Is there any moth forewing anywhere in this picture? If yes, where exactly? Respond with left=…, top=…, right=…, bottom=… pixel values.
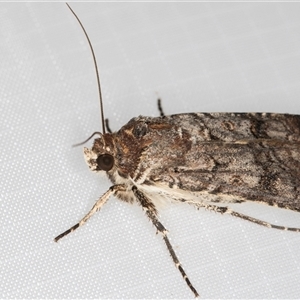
left=55, top=3, right=300, bottom=298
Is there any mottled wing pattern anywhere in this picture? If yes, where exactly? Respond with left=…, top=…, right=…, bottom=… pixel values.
left=130, top=113, right=300, bottom=212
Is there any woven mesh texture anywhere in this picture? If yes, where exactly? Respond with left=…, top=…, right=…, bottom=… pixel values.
left=2, top=2, right=300, bottom=298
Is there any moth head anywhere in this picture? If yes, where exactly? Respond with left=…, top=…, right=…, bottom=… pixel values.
left=83, top=134, right=115, bottom=173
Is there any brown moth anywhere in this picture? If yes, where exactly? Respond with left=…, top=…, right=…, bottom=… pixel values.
left=55, top=4, right=300, bottom=298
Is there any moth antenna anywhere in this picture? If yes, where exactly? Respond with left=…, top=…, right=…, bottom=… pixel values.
left=66, top=3, right=106, bottom=134
left=72, top=132, right=102, bottom=147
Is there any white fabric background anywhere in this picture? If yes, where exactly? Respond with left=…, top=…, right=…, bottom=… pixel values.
left=2, top=2, right=300, bottom=299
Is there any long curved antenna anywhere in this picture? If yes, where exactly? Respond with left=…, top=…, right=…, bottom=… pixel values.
left=66, top=3, right=106, bottom=134
left=72, top=131, right=102, bottom=147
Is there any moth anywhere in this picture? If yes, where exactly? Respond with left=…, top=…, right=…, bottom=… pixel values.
left=55, top=4, right=300, bottom=298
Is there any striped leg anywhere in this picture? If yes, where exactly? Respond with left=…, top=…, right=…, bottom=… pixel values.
left=132, top=186, right=199, bottom=298
left=54, top=184, right=126, bottom=242
left=191, top=203, right=300, bottom=232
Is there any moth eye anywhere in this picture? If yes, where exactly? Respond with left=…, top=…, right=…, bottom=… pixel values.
left=96, top=154, right=114, bottom=171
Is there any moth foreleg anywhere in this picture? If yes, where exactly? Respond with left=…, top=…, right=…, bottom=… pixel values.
left=132, top=186, right=199, bottom=298
left=192, top=203, right=300, bottom=232
left=54, top=184, right=126, bottom=242
left=162, top=235, right=199, bottom=298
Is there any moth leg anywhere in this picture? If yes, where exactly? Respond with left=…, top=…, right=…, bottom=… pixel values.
left=54, top=184, right=126, bottom=242
left=105, top=118, right=112, bottom=133
left=157, top=98, right=165, bottom=117
left=132, top=186, right=199, bottom=298
left=192, top=203, right=300, bottom=232
left=229, top=209, right=300, bottom=232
